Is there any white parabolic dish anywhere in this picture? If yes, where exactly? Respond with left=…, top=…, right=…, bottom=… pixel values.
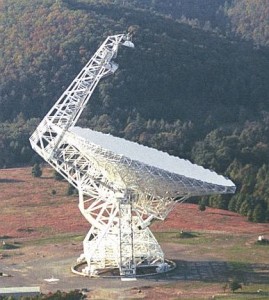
left=71, top=126, right=235, bottom=189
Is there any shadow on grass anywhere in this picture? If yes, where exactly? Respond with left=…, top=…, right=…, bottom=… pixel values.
left=0, top=235, right=13, bottom=239
left=0, top=178, right=24, bottom=183
left=0, top=243, right=20, bottom=250
left=149, top=260, right=269, bottom=285
left=235, top=291, right=269, bottom=295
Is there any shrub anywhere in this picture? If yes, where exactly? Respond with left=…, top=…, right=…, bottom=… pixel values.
left=178, top=231, right=197, bottom=238
left=229, top=280, right=242, bottom=292
left=198, top=202, right=206, bottom=212
left=32, top=163, right=42, bottom=177
left=54, top=170, right=64, bottom=181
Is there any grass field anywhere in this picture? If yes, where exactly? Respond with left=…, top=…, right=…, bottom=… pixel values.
left=154, top=231, right=269, bottom=263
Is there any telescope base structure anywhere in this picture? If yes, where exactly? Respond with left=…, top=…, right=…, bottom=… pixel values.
left=71, top=259, right=176, bottom=278
left=76, top=190, right=172, bottom=278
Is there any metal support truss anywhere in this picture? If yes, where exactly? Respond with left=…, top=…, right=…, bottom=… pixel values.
left=118, top=193, right=135, bottom=276
left=76, top=187, right=165, bottom=277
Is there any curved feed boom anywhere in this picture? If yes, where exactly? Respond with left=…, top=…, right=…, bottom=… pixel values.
left=30, top=33, right=132, bottom=161
left=30, top=34, right=235, bottom=277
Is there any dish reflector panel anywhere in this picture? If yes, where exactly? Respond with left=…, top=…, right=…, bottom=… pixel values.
left=71, top=126, right=235, bottom=189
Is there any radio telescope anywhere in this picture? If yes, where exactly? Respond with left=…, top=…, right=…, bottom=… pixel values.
left=30, top=33, right=236, bottom=277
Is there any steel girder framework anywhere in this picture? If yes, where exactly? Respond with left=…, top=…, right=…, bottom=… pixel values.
left=30, top=34, right=130, bottom=161
left=30, top=33, right=235, bottom=277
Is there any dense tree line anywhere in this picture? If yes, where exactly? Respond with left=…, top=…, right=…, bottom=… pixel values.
left=1, top=0, right=269, bottom=221
left=0, top=114, right=39, bottom=167
left=102, top=0, right=269, bottom=47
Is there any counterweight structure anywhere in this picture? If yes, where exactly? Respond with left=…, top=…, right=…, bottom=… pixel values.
left=30, top=33, right=236, bottom=277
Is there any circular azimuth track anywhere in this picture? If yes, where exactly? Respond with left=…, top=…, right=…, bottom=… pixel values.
left=71, top=259, right=177, bottom=278
left=30, top=33, right=236, bottom=278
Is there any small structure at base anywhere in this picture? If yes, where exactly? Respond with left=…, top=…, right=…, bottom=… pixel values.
left=257, top=235, right=269, bottom=245
left=0, top=287, right=40, bottom=298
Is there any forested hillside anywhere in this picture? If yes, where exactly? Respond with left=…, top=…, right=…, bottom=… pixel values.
left=1, top=0, right=269, bottom=222
left=227, top=0, right=269, bottom=47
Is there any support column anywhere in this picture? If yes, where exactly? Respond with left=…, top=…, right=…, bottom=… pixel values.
left=118, top=192, right=135, bottom=277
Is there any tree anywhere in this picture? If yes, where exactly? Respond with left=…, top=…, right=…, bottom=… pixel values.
left=228, top=196, right=237, bottom=212
left=198, top=200, right=206, bottom=212
left=252, top=204, right=266, bottom=223
left=247, top=209, right=253, bottom=221
left=67, top=183, right=76, bottom=196
left=229, top=280, right=242, bottom=292
left=239, top=200, right=250, bottom=216
left=54, top=170, right=64, bottom=181
left=32, top=163, right=42, bottom=178
left=235, top=194, right=245, bottom=213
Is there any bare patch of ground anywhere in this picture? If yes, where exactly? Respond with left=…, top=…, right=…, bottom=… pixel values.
left=0, top=167, right=88, bottom=239
left=152, top=203, right=269, bottom=235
